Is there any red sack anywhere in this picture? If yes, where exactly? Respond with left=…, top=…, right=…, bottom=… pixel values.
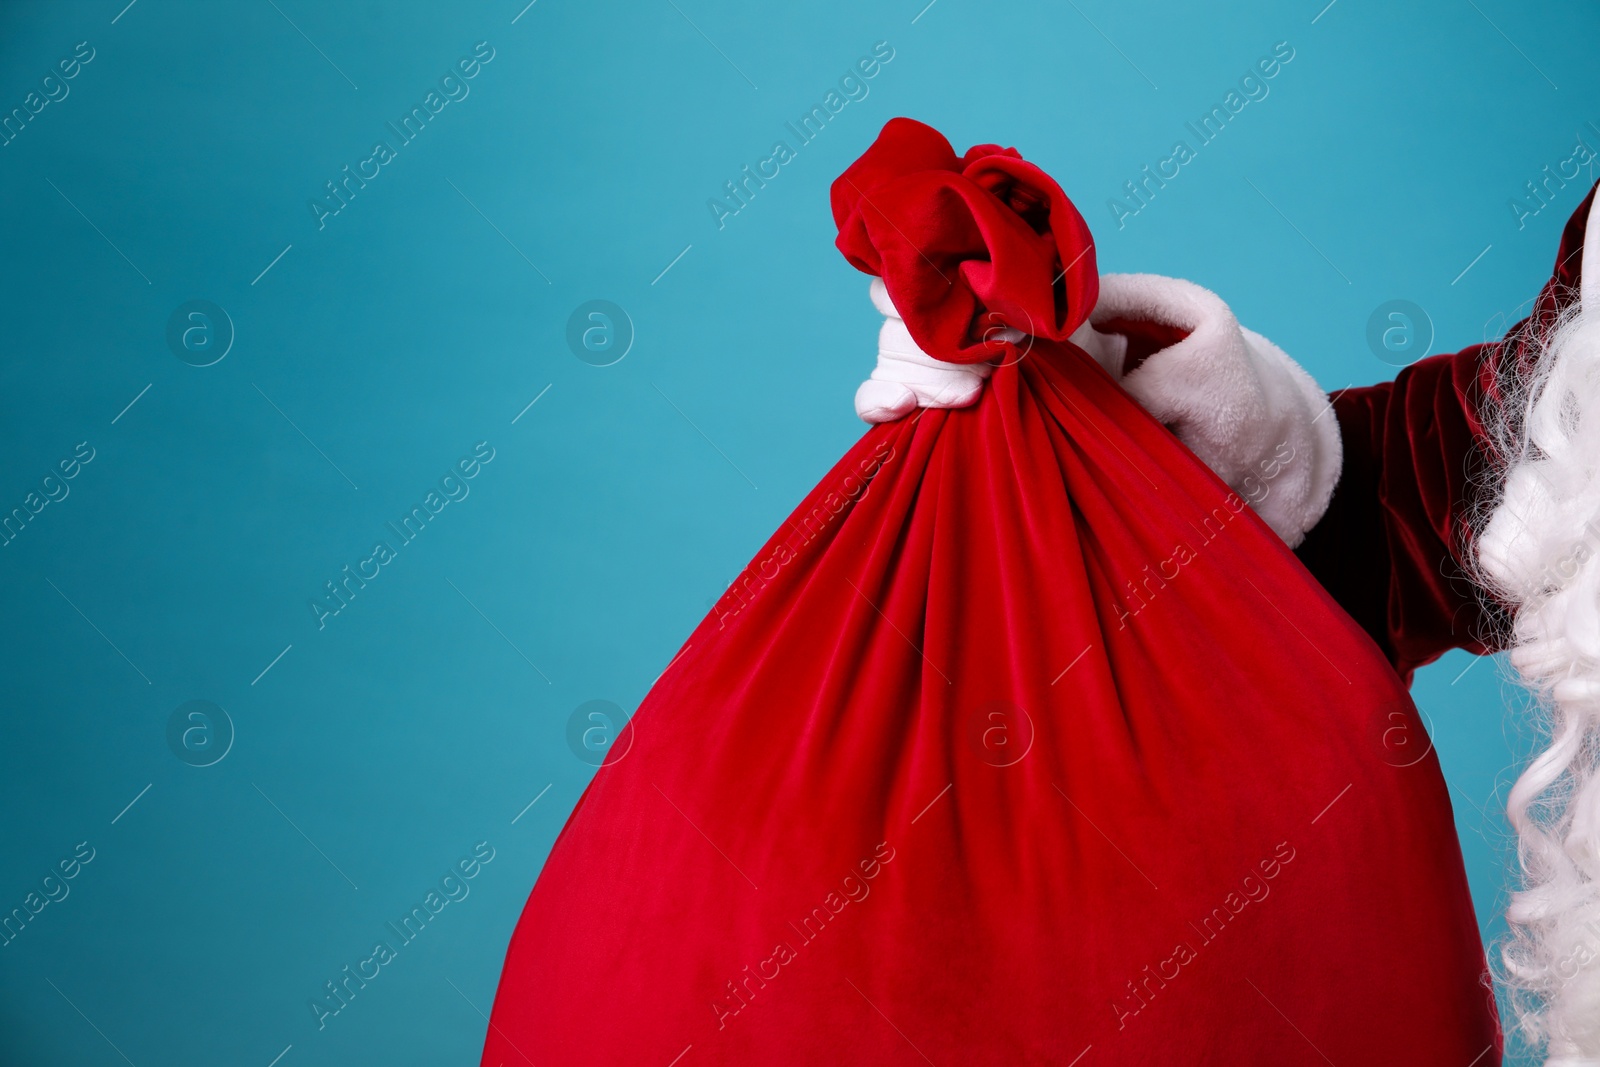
left=480, top=118, right=1498, bottom=1065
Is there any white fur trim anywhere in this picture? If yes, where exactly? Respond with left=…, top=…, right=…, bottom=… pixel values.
left=1067, top=316, right=1129, bottom=377
left=1101, top=274, right=1342, bottom=548
left=1584, top=195, right=1600, bottom=309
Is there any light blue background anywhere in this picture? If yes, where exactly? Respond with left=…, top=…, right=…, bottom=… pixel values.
left=1, top=0, right=1595, bottom=1063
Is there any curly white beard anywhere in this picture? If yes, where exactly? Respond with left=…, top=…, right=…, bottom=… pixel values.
left=1478, top=294, right=1600, bottom=1065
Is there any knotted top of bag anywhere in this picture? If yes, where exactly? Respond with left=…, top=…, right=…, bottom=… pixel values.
left=831, top=117, right=1098, bottom=365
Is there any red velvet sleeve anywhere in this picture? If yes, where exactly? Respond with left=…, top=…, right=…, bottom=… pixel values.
left=1293, top=184, right=1596, bottom=684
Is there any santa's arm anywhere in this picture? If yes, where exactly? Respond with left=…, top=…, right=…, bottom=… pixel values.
left=857, top=272, right=1345, bottom=548
left=1294, top=183, right=1596, bottom=683
left=852, top=186, right=1594, bottom=684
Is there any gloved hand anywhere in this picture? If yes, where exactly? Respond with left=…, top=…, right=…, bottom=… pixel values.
left=854, top=277, right=994, bottom=422
left=854, top=277, right=1123, bottom=422
left=854, top=272, right=1342, bottom=548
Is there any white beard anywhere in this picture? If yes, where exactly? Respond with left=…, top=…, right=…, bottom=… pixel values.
left=1479, top=296, right=1600, bottom=1065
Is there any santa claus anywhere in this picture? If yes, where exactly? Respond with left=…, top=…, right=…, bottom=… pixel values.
left=857, top=178, right=1600, bottom=1065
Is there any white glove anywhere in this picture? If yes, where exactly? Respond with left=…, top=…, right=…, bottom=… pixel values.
left=854, top=273, right=1342, bottom=548
left=855, top=278, right=994, bottom=422
left=854, top=277, right=1121, bottom=422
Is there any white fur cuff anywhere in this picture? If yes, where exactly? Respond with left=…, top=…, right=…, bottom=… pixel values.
left=1102, top=274, right=1342, bottom=548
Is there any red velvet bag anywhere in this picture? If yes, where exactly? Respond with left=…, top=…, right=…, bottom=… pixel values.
left=480, top=118, right=1499, bottom=1065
